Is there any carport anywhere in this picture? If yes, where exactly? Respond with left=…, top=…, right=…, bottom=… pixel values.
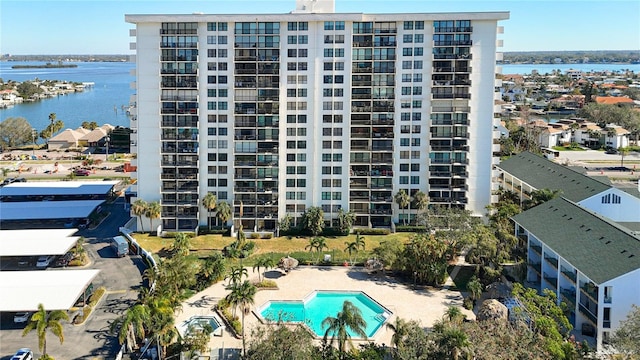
left=0, top=269, right=100, bottom=311
left=0, top=229, right=80, bottom=256
left=0, top=200, right=104, bottom=221
left=0, top=180, right=119, bottom=201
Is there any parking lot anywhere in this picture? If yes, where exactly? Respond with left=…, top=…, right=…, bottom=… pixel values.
left=0, top=197, right=145, bottom=360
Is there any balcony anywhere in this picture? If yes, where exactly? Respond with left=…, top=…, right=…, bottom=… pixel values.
left=560, top=287, right=576, bottom=307
left=544, top=255, right=558, bottom=269
left=560, top=266, right=577, bottom=283
left=579, top=303, right=598, bottom=325
left=543, top=273, right=557, bottom=288
left=528, top=261, right=541, bottom=274
left=581, top=283, right=599, bottom=301
left=530, top=244, right=542, bottom=255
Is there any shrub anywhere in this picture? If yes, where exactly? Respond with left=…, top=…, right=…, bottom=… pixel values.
left=463, top=297, right=474, bottom=310
left=255, top=279, right=278, bottom=288
left=73, top=305, right=92, bottom=324
left=357, top=228, right=390, bottom=235
left=88, top=287, right=106, bottom=307
left=321, top=227, right=348, bottom=237
left=163, top=231, right=196, bottom=238
left=395, top=225, right=426, bottom=233
left=250, top=233, right=261, bottom=239
left=261, top=233, right=273, bottom=239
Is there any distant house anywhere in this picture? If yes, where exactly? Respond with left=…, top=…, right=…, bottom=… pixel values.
left=565, top=69, right=584, bottom=80
left=538, top=124, right=572, bottom=148
left=594, top=96, right=634, bottom=106
left=48, top=128, right=90, bottom=150
left=78, top=124, right=114, bottom=148
left=603, top=124, right=630, bottom=149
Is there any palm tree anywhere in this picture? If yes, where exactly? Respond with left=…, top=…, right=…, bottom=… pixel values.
left=436, top=326, right=471, bottom=360
left=322, top=300, right=368, bottom=357
left=443, top=306, right=465, bottom=325
left=354, top=232, right=365, bottom=263
left=131, top=199, right=148, bottom=232
left=394, top=190, right=410, bottom=225
left=110, top=304, right=150, bottom=352
left=225, top=265, right=248, bottom=287
left=344, top=241, right=358, bottom=266
left=314, top=236, right=328, bottom=264
left=22, top=303, right=69, bottom=357
left=413, top=190, right=429, bottom=215
left=619, top=146, right=630, bottom=168
left=72, top=237, right=87, bottom=263
left=202, top=192, right=217, bottom=230
left=172, top=232, right=192, bottom=257
left=386, top=317, right=409, bottom=354
left=225, top=280, right=257, bottom=357
left=216, top=201, right=231, bottom=228
left=305, top=237, right=317, bottom=262
left=145, top=201, right=161, bottom=233
left=466, top=276, right=483, bottom=307
left=253, top=256, right=276, bottom=283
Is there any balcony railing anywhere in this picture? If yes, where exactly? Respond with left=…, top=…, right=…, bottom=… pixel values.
left=560, top=287, right=576, bottom=306
left=560, top=266, right=577, bottom=283
left=544, top=256, right=559, bottom=269
left=579, top=303, right=598, bottom=325
left=581, top=283, right=599, bottom=301
left=543, top=273, right=557, bottom=288
left=530, top=244, right=542, bottom=255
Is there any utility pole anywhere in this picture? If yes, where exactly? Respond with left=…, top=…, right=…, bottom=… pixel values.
left=31, top=128, right=37, bottom=156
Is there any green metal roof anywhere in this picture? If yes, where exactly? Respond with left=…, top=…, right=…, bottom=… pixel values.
left=512, top=197, right=640, bottom=284
left=497, top=152, right=611, bottom=202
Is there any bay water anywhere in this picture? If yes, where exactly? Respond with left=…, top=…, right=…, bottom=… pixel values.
left=1, top=61, right=638, bottom=133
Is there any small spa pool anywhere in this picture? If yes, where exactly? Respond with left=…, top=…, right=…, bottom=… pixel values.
left=177, top=315, right=225, bottom=338
left=257, top=291, right=391, bottom=338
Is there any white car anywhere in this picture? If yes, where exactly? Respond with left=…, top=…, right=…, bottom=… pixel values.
left=11, top=348, right=33, bottom=360
left=36, top=255, right=55, bottom=269
left=13, top=312, right=31, bottom=323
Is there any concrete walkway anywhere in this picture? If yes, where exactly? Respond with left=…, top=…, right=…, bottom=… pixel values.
left=176, top=265, right=474, bottom=356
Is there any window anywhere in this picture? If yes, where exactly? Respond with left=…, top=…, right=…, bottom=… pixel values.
left=299, top=49, right=308, bottom=57
left=400, top=164, right=409, bottom=171
left=333, top=166, right=342, bottom=175
left=402, top=74, right=412, bottom=83
left=414, top=34, right=424, bottom=43
left=322, top=166, right=331, bottom=174
left=411, top=138, right=420, bottom=146
left=287, top=22, right=297, bottom=31
left=413, top=60, right=423, bottom=69
left=403, top=21, right=414, bottom=30
left=414, top=47, right=423, bottom=56
left=324, top=21, right=334, bottom=30
left=411, top=176, right=420, bottom=184
left=298, top=62, right=308, bottom=70
left=399, top=176, right=409, bottom=184
left=297, top=179, right=306, bottom=187
left=335, top=21, right=345, bottom=30
left=333, top=192, right=342, bottom=200
left=400, top=138, right=410, bottom=146
left=400, top=151, right=409, bottom=159
left=218, top=22, right=228, bottom=31
left=207, top=36, right=217, bottom=44
left=298, top=35, right=308, bottom=44
left=322, top=192, right=331, bottom=200
left=415, top=21, right=424, bottom=30
left=287, top=35, right=297, bottom=44
left=297, top=154, right=306, bottom=161
left=402, top=48, right=413, bottom=56
left=297, top=166, right=306, bottom=174
left=413, top=74, right=422, bottom=82
left=322, top=179, right=331, bottom=187
left=218, top=36, right=228, bottom=44
left=411, top=163, right=420, bottom=171
left=402, top=61, right=412, bottom=69
left=413, top=87, right=422, bottom=95
left=403, top=34, right=413, bottom=43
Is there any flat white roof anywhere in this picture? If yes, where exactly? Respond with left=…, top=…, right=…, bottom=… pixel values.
left=0, top=229, right=79, bottom=256
left=0, top=180, right=118, bottom=196
left=0, top=200, right=104, bottom=220
left=0, top=269, right=100, bottom=311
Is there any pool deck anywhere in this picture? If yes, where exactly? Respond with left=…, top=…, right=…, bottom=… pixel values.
left=175, top=265, right=474, bottom=353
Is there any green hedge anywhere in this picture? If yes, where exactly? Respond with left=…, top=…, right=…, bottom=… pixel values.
left=395, top=225, right=426, bottom=233
left=356, top=228, right=390, bottom=235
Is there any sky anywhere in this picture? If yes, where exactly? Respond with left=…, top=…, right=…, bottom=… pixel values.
left=1, top=0, right=639, bottom=55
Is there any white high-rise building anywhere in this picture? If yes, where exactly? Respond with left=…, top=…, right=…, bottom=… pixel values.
left=126, top=0, right=508, bottom=232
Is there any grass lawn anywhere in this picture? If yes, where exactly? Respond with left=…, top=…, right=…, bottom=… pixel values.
left=133, top=231, right=417, bottom=265
left=552, top=145, right=586, bottom=151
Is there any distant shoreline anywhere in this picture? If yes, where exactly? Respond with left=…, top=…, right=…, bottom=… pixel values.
left=11, top=64, right=78, bottom=69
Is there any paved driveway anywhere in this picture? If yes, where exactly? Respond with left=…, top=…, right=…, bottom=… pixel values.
left=0, top=196, right=145, bottom=360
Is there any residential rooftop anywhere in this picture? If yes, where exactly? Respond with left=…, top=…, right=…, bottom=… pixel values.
left=512, top=197, right=640, bottom=284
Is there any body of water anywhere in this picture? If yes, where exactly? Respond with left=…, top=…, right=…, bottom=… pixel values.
left=0, top=61, right=135, bottom=132
left=1, top=61, right=637, bottom=133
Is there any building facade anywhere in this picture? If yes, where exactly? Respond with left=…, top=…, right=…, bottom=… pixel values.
left=126, top=0, right=508, bottom=232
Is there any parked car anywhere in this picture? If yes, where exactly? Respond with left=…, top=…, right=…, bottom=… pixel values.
left=10, top=348, right=33, bottom=360
left=55, top=252, right=74, bottom=267
left=605, top=148, right=618, bottom=154
left=74, top=168, right=91, bottom=176
left=35, top=255, right=55, bottom=269
left=13, top=312, right=31, bottom=323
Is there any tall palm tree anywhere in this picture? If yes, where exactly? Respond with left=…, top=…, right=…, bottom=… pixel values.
left=22, top=303, right=69, bottom=357
left=225, top=280, right=257, bottom=358
left=413, top=190, right=429, bottom=216
left=322, top=300, right=368, bottom=358
left=110, top=304, right=150, bottom=352
left=201, top=192, right=217, bottom=230
left=145, top=201, right=161, bottom=233
left=216, top=201, right=231, bottom=228
left=354, top=232, right=366, bottom=264
left=314, top=236, right=328, bottom=264
left=466, top=277, right=483, bottom=307
left=253, top=256, right=276, bottom=283
left=394, top=190, right=410, bottom=225
left=131, top=199, right=148, bottom=232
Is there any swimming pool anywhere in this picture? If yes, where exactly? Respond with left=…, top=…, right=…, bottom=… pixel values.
left=258, top=291, right=391, bottom=338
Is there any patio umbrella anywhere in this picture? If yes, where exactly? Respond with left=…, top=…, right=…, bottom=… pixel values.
left=279, top=256, right=299, bottom=272
left=364, top=258, right=384, bottom=273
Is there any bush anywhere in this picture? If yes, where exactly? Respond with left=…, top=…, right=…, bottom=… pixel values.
left=357, top=228, right=390, bottom=235
left=261, top=233, right=273, bottom=239
left=73, top=305, right=92, bottom=324
left=395, top=225, right=426, bottom=233
left=250, top=233, right=261, bottom=239
left=321, top=227, right=348, bottom=237
left=463, top=297, right=474, bottom=310
left=163, top=231, right=196, bottom=238
left=255, top=279, right=278, bottom=288
left=88, top=287, right=106, bottom=307
left=198, top=226, right=229, bottom=235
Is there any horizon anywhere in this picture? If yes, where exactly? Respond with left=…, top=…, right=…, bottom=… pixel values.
left=1, top=0, right=639, bottom=54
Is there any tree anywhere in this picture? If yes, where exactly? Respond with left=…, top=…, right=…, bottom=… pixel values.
left=225, top=265, right=248, bottom=287
left=253, top=256, right=275, bottom=283
left=277, top=213, right=293, bottom=235
left=81, top=121, right=98, bottom=130
left=433, top=326, right=471, bottom=360
left=300, top=206, right=325, bottom=236
left=611, top=305, right=640, bottom=356
left=22, top=303, right=69, bottom=357
left=403, top=233, right=451, bottom=286
left=314, top=236, right=328, bottom=263
left=413, top=190, right=429, bottom=216
left=181, top=323, right=213, bottom=359
left=172, top=232, right=192, bottom=257
left=386, top=317, right=410, bottom=354
left=523, top=188, right=561, bottom=210
left=110, top=304, right=150, bottom=352
left=131, top=199, right=148, bottom=232
left=216, top=201, right=231, bottom=228
left=72, top=237, right=87, bottom=264
left=0, top=117, right=34, bottom=149
left=466, top=277, right=483, bottom=307
left=336, top=208, right=356, bottom=235
left=372, top=239, right=403, bottom=272
left=201, top=192, right=217, bottom=231
left=619, top=146, right=630, bottom=168
left=225, top=280, right=257, bottom=357
left=145, top=201, right=161, bottom=233
left=196, top=252, right=226, bottom=290
left=344, top=241, right=358, bottom=266
left=394, top=190, right=410, bottom=225
left=245, top=322, right=317, bottom=360
left=322, top=300, right=368, bottom=358
left=40, top=113, right=64, bottom=146
left=16, top=81, right=42, bottom=99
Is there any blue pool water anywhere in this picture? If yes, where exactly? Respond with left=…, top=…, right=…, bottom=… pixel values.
left=259, top=291, right=390, bottom=338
